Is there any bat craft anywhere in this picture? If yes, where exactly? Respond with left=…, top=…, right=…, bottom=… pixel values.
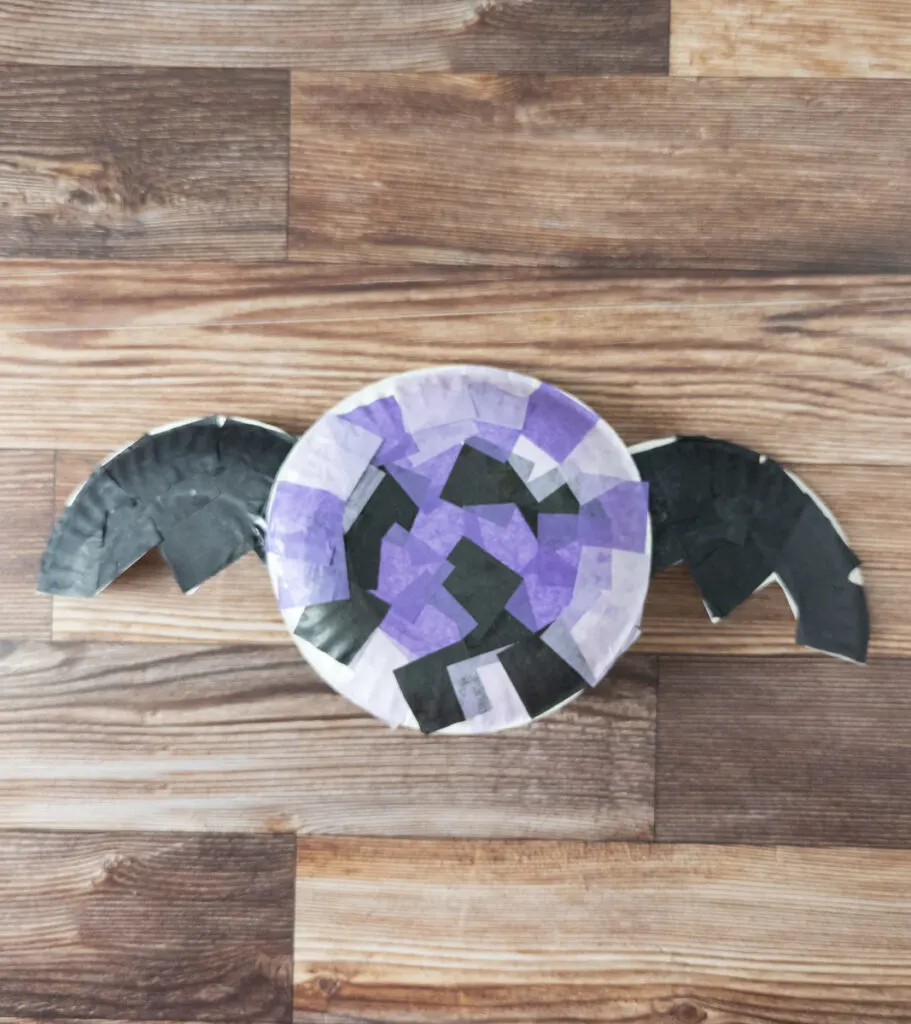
left=39, top=366, right=869, bottom=734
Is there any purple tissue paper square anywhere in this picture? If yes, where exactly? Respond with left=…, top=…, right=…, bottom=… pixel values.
left=522, top=383, right=599, bottom=463
left=342, top=395, right=418, bottom=466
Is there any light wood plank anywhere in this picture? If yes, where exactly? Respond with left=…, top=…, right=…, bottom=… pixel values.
left=657, top=655, right=911, bottom=846
left=53, top=453, right=907, bottom=656
left=0, top=0, right=669, bottom=73
left=294, top=837, right=911, bottom=1021
left=289, top=75, right=911, bottom=271
left=0, top=451, right=53, bottom=639
left=0, top=831, right=294, bottom=1022
left=1, top=265, right=910, bottom=465
left=0, top=642, right=655, bottom=837
left=0, top=68, right=288, bottom=259
left=671, top=0, right=911, bottom=78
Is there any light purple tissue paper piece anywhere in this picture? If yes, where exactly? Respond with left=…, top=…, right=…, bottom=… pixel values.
left=396, top=374, right=478, bottom=434
left=523, top=577, right=575, bottom=629
left=470, top=503, right=517, bottom=527
left=559, top=539, right=582, bottom=570
left=273, top=530, right=343, bottom=566
left=574, top=546, right=613, bottom=599
left=537, top=513, right=579, bottom=551
left=522, top=383, right=599, bottom=463
left=342, top=464, right=385, bottom=532
left=342, top=395, right=417, bottom=466
left=387, top=523, right=410, bottom=546
left=408, top=420, right=477, bottom=466
left=525, top=549, right=578, bottom=587
left=429, top=586, right=478, bottom=637
left=506, top=548, right=577, bottom=629
left=375, top=524, right=445, bottom=603
left=386, top=463, right=432, bottom=508
left=380, top=590, right=475, bottom=658
left=466, top=424, right=520, bottom=463
left=403, top=446, right=462, bottom=505
left=461, top=510, right=484, bottom=550
left=390, top=562, right=454, bottom=623
left=273, top=556, right=349, bottom=609
left=562, top=425, right=638, bottom=491
left=475, top=507, right=539, bottom=574
left=561, top=546, right=614, bottom=630
left=403, top=530, right=443, bottom=567
left=267, top=483, right=344, bottom=557
left=468, top=379, right=529, bottom=429
left=504, top=582, right=538, bottom=631
left=283, top=414, right=383, bottom=500
left=578, top=500, right=612, bottom=548
left=565, top=471, right=626, bottom=505
left=410, top=500, right=465, bottom=557
left=596, top=481, right=650, bottom=553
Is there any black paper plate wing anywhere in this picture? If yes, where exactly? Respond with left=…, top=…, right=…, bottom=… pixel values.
left=39, top=417, right=294, bottom=597
left=632, top=436, right=869, bottom=664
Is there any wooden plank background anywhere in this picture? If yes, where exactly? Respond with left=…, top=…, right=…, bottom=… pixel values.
left=0, top=452, right=53, bottom=639
left=0, top=0, right=671, bottom=73
left=290, top=75, right=911, bottom=270
left=1, top=266, right=908, bottom=462
left=0, top=831, right=295, bottom=1021
left=0, top=68, right=289, bottom=260
left=0, top=642, right=655, bottom=837
left=657, top=655, right=911, bottom=846
left=1, top=3, right=910, bottom=1021
left=671, top=0, right=911, bottom=77
left=294, top=838, right=911, bottom=1021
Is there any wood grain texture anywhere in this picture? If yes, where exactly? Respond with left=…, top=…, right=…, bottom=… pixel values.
left=0, top=831, right=294, bottom=1022
left=0, top=68, right=288, bottom=259
left=657, top=655, right=911, bottom=846
left=290, top=75, right=911, bottom=271
left=671, top=0, right=911, bottom=77
left=294, top=838, right=911, bottom=1022
left=0, top=451, right=53, bottom=639
left=0, top=642, right=655, bottom=838
left=0, top=0, right=670, bottom=73
left=1, top=265, right=910, bottom=464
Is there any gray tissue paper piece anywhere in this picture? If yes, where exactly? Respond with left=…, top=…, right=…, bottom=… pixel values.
left=446, top=651, right=501, bottom=718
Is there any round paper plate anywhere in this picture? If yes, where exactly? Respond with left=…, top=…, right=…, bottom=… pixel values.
left=266, top=366, right=651, bottom=734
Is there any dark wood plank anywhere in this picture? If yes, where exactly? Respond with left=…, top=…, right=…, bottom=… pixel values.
left=289, top=75, right=911, bottom=270
left=672, top=0, right=911, bottom=77
left=0, top=68, right=288, bottom=259
left=657, top=655, right=911, bottom=846
left=0, top=831, right=294, bottom=1022
left=1, top=265, right=909, bottom=465
left=0, top=1, right=669, bottom=74
left=294, top=837, right=911, bottom=1022
left=0, top=451, right=53, bottom=639
left=0, top=642, right=655, bottom=838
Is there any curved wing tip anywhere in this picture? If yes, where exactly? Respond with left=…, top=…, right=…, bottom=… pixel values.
left=634, top=436, right=870, bottom=664
left=38, top=416, right=293, bottom=599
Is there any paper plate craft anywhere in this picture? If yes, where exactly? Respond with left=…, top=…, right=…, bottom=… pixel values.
left=38, top=365, right=870, bottom=734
